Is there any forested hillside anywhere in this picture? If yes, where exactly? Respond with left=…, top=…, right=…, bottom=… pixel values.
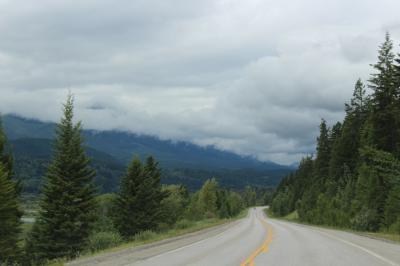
left=271, top=33, right=400, bottom=234
left=3, top=115, right=291, bottom=193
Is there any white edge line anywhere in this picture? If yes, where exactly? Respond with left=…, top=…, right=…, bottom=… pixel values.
left=133, top=215, right=249, bottom=264
left=316, top=230, right=400, bottom=266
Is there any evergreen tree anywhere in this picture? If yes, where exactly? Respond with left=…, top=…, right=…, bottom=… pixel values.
left=26, top=95, right=97, bottom=261
left=114, top=156, right=166, bottom=238
left=0, top=117, right=21, bottom=264
left=0, top=164, right=21, bottom=264
left=143, top=156, right=167, bottom=229
left=352, top=147, right=399, bottom=231
left=329, top=80, right=367, bottom=181
left=314, top=119, right=331, bottom=180
left=368, top=33, right=399, bottom=154
left=0, top=117, right=14, bottom=179
left=113, top=157, right=145, bottom=238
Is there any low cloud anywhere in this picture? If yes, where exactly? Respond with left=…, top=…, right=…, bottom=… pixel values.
left=0, top=0, right=400, bottom=164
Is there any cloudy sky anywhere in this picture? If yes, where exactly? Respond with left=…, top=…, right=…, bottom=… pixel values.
left=1, top=0, right=400, bottom=164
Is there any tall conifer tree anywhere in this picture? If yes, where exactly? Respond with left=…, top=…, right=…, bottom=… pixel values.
left=0, top=165, right=21, bottom=264
left=0, top=117, right=21, bottom=264
left=143, top=156, right=167, bottom=229
left=26, top=95, right=97, bottom=261
left=368, top=33, right=399, bottom=154
left=114, top=157, right=145, bottom=237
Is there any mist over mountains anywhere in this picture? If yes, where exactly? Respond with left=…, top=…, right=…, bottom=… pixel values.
left=3, top=114, right=292, bottom=193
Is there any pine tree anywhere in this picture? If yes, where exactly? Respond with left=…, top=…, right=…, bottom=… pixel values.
left=0, top=164, right=21, bottom=264
left=368, top=33, right=399, bottom=154
left=26, top=95, right=97, bottom=261
left=114, top=157, right=145, bottom=238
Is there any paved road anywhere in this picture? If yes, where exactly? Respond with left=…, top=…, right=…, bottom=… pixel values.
left=70, top=208, right=400, bottom=266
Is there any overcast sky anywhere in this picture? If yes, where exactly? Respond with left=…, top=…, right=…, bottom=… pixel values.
left=1, top=0, right=400, bottom=164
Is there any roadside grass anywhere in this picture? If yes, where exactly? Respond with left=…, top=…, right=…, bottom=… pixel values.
left=265, top=209, right=400, bottom=244
left=68, top=208, right=249, bottom=264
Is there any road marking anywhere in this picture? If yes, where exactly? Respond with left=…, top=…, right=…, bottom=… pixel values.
left=316, top=230, right=400, bottom=266
left=135, top=218, right=245, bottom=263
left=240, top=216, right=273, bottom=266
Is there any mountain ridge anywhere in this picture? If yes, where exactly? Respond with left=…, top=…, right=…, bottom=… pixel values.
left=2, top=114, right=293, bottom=193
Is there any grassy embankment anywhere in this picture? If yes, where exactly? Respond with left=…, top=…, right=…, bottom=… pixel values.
left=78, top=208, right=247, bottom=257
left=265, top=209, right=400, bottom=243
left=20, top=208, right=248, bottom=266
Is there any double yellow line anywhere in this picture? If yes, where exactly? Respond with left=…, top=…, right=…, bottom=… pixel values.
left=240, top=217, right=274, bottom=266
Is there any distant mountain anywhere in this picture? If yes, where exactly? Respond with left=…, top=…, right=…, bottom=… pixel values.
left=2, top=114, right=292, bottom=192
left=9, top=138, right=125, bottom=194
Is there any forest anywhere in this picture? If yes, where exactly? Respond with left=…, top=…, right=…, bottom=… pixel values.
left=271, top=33, right=400, bottom=234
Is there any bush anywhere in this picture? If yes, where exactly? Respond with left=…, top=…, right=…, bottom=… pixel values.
left=88, top=231, right=123, bottom=252
left=351, top=208, right=380, bottom=231
left=174, top=219, right=194, bottom=230
left=133, top=230, right=157, bottom=242
left=389, top=218, right=400, bottom=234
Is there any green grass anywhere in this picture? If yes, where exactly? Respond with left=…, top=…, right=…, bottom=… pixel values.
left=283, top=210, right=299, bottom=221
left=265, top=209, right=400, bottom=243
left=71, top=209, right=249, bottom=263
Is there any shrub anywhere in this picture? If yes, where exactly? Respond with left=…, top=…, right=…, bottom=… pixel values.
left=133, top=230, right=157, bottom=242
left=88, top=231, right=123, bottom=252
left=174, top=219, right=194, bottom=230
left=389, top=218, right=400, bottom=234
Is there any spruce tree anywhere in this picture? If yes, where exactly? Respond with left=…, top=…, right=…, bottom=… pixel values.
left=143, top=156, right=167, bottom=229
left=114, top=156, right=166, bottom=238
left=0, top=117, right=21, bottom=264
left=0, top=163, right=21, bottom=264
left=114, top=157, right=145, bottom=238
left=314, top=119, right=331, bottom=180
left=0, top=117, right=14, bottom=179
left=368, top=33, right=399, bottom=154
left=329, top=80, right=367, bottom=181
left=26, top=95, right=97, bottom=261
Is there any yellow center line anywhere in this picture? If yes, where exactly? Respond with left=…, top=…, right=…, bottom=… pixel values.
left=240, top=216, right=274, bottom=266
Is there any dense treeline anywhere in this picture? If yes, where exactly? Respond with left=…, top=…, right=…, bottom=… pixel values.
left=0, top=119, right=22, bottom=264
left=0, top=95, right=257, bottom=265
left=271, top=33, right=400, bottom=234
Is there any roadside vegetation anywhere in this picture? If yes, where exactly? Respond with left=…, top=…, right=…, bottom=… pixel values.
left=270, top=33, right=400, bottom=238
left=0, top=95, right=266, bottom=265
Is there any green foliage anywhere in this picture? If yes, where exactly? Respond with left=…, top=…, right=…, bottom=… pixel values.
left=159, top=185, right=189, bottom=226
left=198, top=178, right=219, bottom=218
left=243, top=186, right=257, bottom=207
left=271, top=33, right=400, bottom=237
left=368, top=33, right=400, bottom=154
left=93, top=194, right=117, bottom=232
left=26, top=95, right=97, bottom=262
left=0, top=117, right=22, bottom=265
left=113, top=156, right=167, bottom=238
left=0, top=164, right=21, bottom=264
left=174, top=219, right=194, bottom=230
left=88, top=231, right=123, bottom=253
left=133, top=230, right=157, bottom=242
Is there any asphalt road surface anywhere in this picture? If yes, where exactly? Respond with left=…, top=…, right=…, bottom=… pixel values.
left=70, top=207, right=400, bottom=266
